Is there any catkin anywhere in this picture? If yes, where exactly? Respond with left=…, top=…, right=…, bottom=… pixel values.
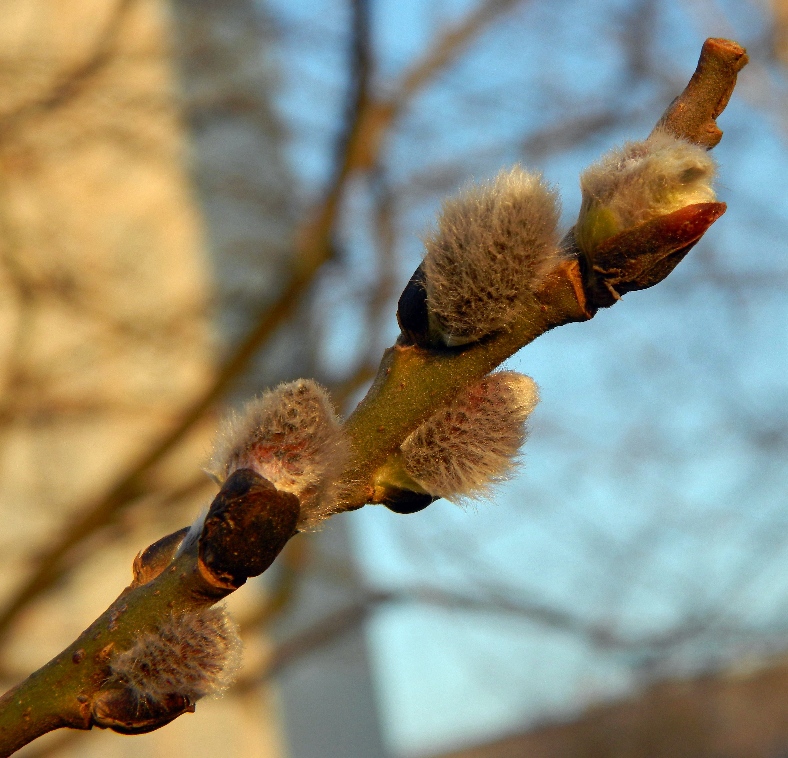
left=401, top=371, right=539, bottom=501
left=108, top=606, right=241, bottom=704
left=207, top=379, right=348, bottom=531
left=423, top=167, right=561, bottom=346
left=577, top=130, right=716, bottom=252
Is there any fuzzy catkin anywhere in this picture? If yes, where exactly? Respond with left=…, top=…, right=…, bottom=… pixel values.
left=108, top=606, right=241, bottom=704
left=423, top=166, right=561, bottom=346
left=400, top=371, right=539, bottom=501
left=577, top=130, right=716, bottom=252
left=207, top=379, right=347, bottom=531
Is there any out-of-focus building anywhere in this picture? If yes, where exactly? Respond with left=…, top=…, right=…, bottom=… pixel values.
left=429, top=658, right=788, bottom=758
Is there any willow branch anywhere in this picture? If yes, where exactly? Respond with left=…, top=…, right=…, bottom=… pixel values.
left=0, top=469, right=297, bottom=756
left=0, top=38, right=746, bottom=757
left=336, top=39, right=745, bottom=512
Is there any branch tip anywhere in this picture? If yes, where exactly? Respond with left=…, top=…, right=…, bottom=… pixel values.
left=653, top=37, right=748, bottom=148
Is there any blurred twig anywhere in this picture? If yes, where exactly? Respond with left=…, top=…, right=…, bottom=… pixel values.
left=0, top=0, right=377, bottom=648
left=234, top=584, right=720, bottom=696
left=396, top=0, right=526, bottom=106
left=0, top=0, right=135, bottom=135
left=776, top=0, right=788, bottom=66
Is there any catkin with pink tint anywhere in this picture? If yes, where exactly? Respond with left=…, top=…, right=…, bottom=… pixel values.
left=400, top=371, right=539, bottom=501
left=207, top=379, right=347, bottom=531
left=108, top=606, right=241, bottom=704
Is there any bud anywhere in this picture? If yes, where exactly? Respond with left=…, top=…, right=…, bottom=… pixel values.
left=92, top=688, right=193, bottom=734
left=198, top=469, right=300, bottom=588
left=575, top=130, right=716, bottom=256
left=422, top=167, right=561, bottom=346
left=400, top=371, right=539, bottom=501
left=107, top=606, right=242, bottom=706
left=132, top=527, right=190, bottom=587
left=207, top=380, right=347, bottom=531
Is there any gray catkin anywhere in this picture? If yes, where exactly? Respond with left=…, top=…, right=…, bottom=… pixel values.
left=423, top=166, right=561, bottom=346
left=108, top=606, right=242, bottom=703
left=577, top=130, right=716, bottom=250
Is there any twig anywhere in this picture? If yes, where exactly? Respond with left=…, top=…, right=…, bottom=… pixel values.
left=652, top=38, right=748, bottom=148
left=234, top=585, right=721, bottom=695
left=396, top=0, right=527, bottom=106
left=0, top=37, right=747, bottom=757
left=0, top=0, right=136, bottom=138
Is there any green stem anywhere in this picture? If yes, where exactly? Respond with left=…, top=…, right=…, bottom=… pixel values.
left=0, top=547, right=222, bottom=757
left=342, top=264, right=587, bottom=507
left=0, top=663, right=82, bottom=758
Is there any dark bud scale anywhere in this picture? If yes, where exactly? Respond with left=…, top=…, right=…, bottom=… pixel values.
left=199, top=469, right=300, bottom=588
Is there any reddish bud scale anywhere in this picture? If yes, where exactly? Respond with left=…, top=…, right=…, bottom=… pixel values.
left=586, top=201, right=726, bottom=307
